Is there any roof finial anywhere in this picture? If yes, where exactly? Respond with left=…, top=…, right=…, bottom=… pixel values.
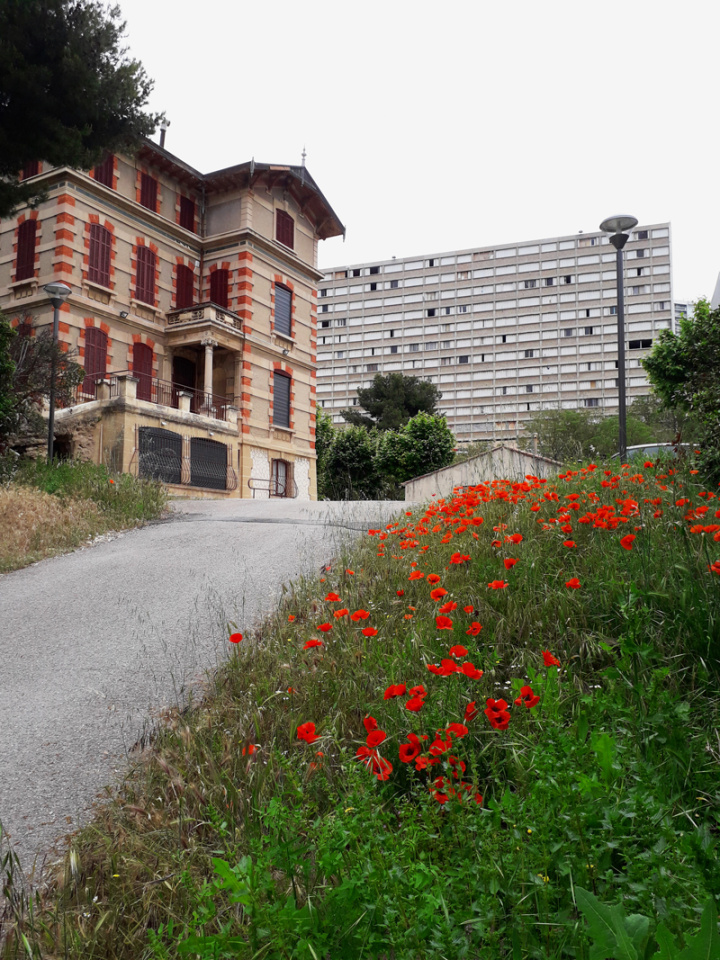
left=301, top=145, right=307, bottom=167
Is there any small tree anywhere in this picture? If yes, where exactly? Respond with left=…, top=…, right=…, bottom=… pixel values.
left=376, top=412, right=456, bottom=485
left=320, top=426, right=383, bottom=500
left=523, top=409, right=599, bottom=462
left=341, top=373, right=442, bottom=431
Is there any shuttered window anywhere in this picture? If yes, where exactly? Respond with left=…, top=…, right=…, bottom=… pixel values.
left=93, top=154, right=114, bottom=188
left=210, top=269, right=229, bottom=308
left=276, top=210, right=294, bottom=249
left=133, top=343, right=153, bottom=401
left=176, top=264, right=194, bottom=309
left=274, top=284, right=292, bottom=337
left=88, top=223, right=111, bottom=287
left=135, top=246, right=156, bottom=305
left=140, top=173, right=158, bottom=211
left=273, top=371, right=291, bottom=428
left=179, top=196, right=195, bottom=231
left=21, top=161, right=39, bottom=180
left=16, top=220, right=37, bottom=280
left=82, top=327, right=108, bottom=394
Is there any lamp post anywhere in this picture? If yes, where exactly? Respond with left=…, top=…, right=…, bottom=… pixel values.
left=599, top=215, right=638, bottom=462
left=42, top=281, right=72, bottom=461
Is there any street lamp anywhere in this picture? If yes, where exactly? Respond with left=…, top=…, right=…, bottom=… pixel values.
left=42, top=281, right=72, bottom=461
left=599, top=215, right=638, bottom=462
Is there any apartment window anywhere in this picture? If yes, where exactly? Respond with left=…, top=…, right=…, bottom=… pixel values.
left=563, top=328, right=575, bottom=337
left=388, top=330, right=395, bottom=338
left=336, top=350, right=345, bottom=359
left=21, top=160, right=40, bottom=179
left=444, top=307, right=452, bottom=315
left=635, top=267, right=644, bottom=276
left=389, top=345, right=398, bottom=354
left=319, top=289, right=328, bottom=297
left=390, top=279, right=399, bottom=289
left=425, top=341, right=438, bottom=350
left=583, top=326, right=594, bottom=335
left=524, top=279, right=537, bottom=289
left=276, top=210, right=294, bottom=249
left=409, top=343, right=420, bottom=352
left=440, top=357, right=453, bottom=366
left=321, top=304, right=329, bottom=313
left=352, top=268, right=361, bottom=277
left=273, top=372, right=291, bottom=427
left=274, top=283, right=292, bottom=337
left=584, top=398, right=600, bottom=407
left=525, top=384, right=533, bottom=393
left=366, top=363, right=379, bottom=372
left=16, top=219, right=38, bottom=281
left=92, top=153, right=114, bottom=188
left=320, top=320, right=330, bottom=328
left=458, top=355, right=469, bottom=364
left=501, top=335, right=507, bottom=344
left=369, top=266, right=380, bottom=275
left=427, top=308, right=436, bottom=317
left=636, top=249, right=646, bottom=258
left=135, top=246, right=156, bottom=305
left=370, top=282, right=378, bottom=291
left=629, top=339, right=652, bottom=349
left=179, top=196, right=195, bottom=232
left=608, top=305, right=618, bottom=315
left=654, top=301, right=670, bottom=311
left=140, top=173, right=158, bottom=211
left=524, top=349, right=534, bottom=358
left=336, top=318, right=346, bottom=327
left=88, top=223, right=112, bottom=287
left=427, top=258, right=436, bottom=267
left=210, top=269, right=229, bottom=309
left=636, top=230, right=649, bottom=240
left=563, top=275, right=573, bottom=284
left=441, top=340, right=452, bottom=348
left=458, top=305, right=468, bottom=313
left=544, top=277, right=555, bottom=286
left=82, top=327, right=108, bottom=394
left=501, top=386, right=508, bottom=395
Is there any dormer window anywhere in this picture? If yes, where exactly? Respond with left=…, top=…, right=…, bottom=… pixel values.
left=276, top=210, right=294, bottom=249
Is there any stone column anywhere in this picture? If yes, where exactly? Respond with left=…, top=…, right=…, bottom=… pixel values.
left=234, top=352, right=243, bottom=407
left=201, top=337, right=217, bottom=400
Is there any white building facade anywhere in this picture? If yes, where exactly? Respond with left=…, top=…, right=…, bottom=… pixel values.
left=316, top=224, right=673, bottom=443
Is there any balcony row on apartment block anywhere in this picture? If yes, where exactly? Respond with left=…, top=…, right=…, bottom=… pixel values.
left=1, top=144, right=344, bottom=497
left=315, top=224, right=672, bottom=441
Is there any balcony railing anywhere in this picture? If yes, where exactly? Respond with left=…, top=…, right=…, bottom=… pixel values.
left=71, top=371, right=231, bottom=422
left=166, top=302, right=243, bottom=331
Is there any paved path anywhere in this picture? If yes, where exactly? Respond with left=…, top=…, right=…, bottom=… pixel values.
left=0, top=499, right=408, bottom=880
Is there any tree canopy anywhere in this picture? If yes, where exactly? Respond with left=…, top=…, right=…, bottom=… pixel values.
left=341, top=373, right=442, bottom=431
left=0, top=0, right=162, bottom=217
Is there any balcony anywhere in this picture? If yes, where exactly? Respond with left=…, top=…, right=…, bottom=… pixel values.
left=71, top=371, right=233, bottom=422
left=166, top=302, right=243, bottom=352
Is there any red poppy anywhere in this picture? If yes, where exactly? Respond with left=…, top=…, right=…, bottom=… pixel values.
left=484, top=698, right=511, bottom=730
left=345, top=569, right=355, bottom=575
left=303, top=639, right=323, bottom=649
left=384, top=683, right=407, bottom=699
left=350, top=609, right=370, bottom=621
left=450, top=552, right=471, bottom=564
left=514, top=685, right=540, bottom=709
left=228, top=632, right=243, bottom=644
left=620, top=534, right=636, bottom=550
left=643, top=461, right=654, bottom=468
left=297, top=722, right=319, bottom=744
left=429, top=735, right=452, bottom=756
left=563, top=540, right=576, bottom=548
left=325, top=592, right=341, bottom=602
left=355, top=746, right=393, bottom=781
left=503, top=558, right=518, bottom=570
left=396, top=589, right=405, bottom=596
left=447, top=722, right=469, bottom=738
left=366, top=729, right=386, bottom=748
left=506, top=533, right=523, bottom=543
left=460, top=661, right=483, bottom=679
left=334, top=608, right=349, bottom=618
left=405, top=696, right=425, bottom=712
left=427, top=658, right=459, bottom=676
left=463, top=605, right=474, bottom=614
left=542, top=650, right=560, bottom=666
left=241, top=743, right=257, bottom=755
left=317, top=623, right=333, bottom=632
left=491, top=539, right=502, bottom=548
left=565, top=577, right=581, bottom=589
left=408, top=571, right=425, bottom=581
left=399, top=736, right=422, bottom=764
left=288, top=615, right=296, bottom=622
left=436, top=615, right=454, bottom=630
left=430, top=587, right=449, bottom=601
left=448, top=644, right=468, bottom=658
left=466, top=622, right=483, bottom=636
left=363, top=716, right=378, bottom=732
left=488, top=580, right=508, bottom=590
left=426, top=574, right=441, bottom=584
left=439, top=600, right=458, bottom=614
left=362, top=626, right=379, bottom=637
left=464, top=701, right=479, bottom=722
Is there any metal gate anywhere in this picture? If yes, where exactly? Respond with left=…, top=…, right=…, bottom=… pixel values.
left=138, top=427, right=182, bottom=484
left=190, top=437, right=227, bottom=490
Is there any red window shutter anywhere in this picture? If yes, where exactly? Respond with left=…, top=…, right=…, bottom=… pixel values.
left=276, top=210, right=294, bottom=249
left=21, top=161, right=39, bottom=180
left=210, top=269, right=229, bottom=309
left=179, top=196, right=195, bottom=231
left=136, top=247, right=156, bottom=305
left=93, top=153, right=114, bottom=188
left=176, top=265, right=194, bottom=308
left=16, top=220, right=37, bottom=280
left=82, top=327, right=108, bottom=394
left=133, top=343, right=153, bottom=401
left=140, top=173, right=158, bottom=211
left=88, top=223, right=111, bottom=286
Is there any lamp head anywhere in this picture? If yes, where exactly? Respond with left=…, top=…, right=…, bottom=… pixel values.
left=43, top=281, right=71, bottom=300
left=599, top=215, right=639, bottom=235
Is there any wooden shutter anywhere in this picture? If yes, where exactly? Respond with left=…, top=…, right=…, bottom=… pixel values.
left=93, top=153, right=114, bottom=187
left=82, top=327, right=108, bottom=394
left=133, top=343, right=153, bottom=401
left=140, top=173, right=158, bottom=211
left=16, top=220, right=37, bottom=280
left=88, top=223, right=111, bottom=286
left=210, top=269, right=229, bottom=308
left=273, top=372, right=291, bottom=428
left=176, top=264, right=194, bottom=309
left=21, top=161, right=39, bottom=180
left=179, top=196, right=195, bottom=231
left=274, top=284, right=292, bottom=337
left=276, top=210, right=294, bottom=249
left=136, top=246, right=156, bottom=304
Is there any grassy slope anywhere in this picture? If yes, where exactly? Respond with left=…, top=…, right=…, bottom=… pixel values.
left=2, top=458, right=719, bottom=959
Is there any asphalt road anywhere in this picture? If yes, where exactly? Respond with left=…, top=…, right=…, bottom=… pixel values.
left=0, top=498, right=409, bottom=881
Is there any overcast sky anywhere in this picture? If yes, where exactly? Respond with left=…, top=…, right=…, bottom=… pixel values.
left=116, top=0, right=718, bottom=301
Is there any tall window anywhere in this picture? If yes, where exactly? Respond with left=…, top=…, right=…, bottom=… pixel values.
left=176, top=264, right=194, bottom=309
left=179, top=196, right=195, bottom=231
left=271, top=459, right=291, bottom=497
left=82, top=327, right=108, bottom=394
left=140, top=173, right=158, bottom=211
left=88, top=223, right=111, bottom=287
left=210, top=269, right=229, bottom=308
left=132, top=342, right=153, bottom=402
left=273, top=372, right=291, bottom=428
left=93, top=154, right=114, bottom=188
left=276, top=210, right=294, bottom=249
left=16, top=220, right=38, bottom=280
left=274, top=284, right=292, bottom=337
left=21, top=161, right=39, bottom=180
left=135, top=247, right=156, bottom=305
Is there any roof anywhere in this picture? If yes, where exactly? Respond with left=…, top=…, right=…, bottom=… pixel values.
left=136, top=140, right=345, bottom=241
left=401, top=443, right=563, bottom=486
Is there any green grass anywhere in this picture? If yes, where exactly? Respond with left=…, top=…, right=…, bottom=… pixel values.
left=1, top=457, right=719, bottom=958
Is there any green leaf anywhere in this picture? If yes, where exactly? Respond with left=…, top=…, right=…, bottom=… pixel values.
left=575, top=887, right=618, bottom=957
left=650, top=923, right=681, bottom=960
left=678, top=899, right=719, bottom=960
left=624, top=913, right=650, bottom=949
left=608, top=903, right=639, bottom=959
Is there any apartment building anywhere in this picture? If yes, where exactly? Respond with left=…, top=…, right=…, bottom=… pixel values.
left=0, top=142, right=343, bottom=497
left=316, top=225, right=673, bottom=443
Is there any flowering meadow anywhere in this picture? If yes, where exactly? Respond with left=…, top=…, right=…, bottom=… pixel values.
left=3, top=458, right=719, bottom=959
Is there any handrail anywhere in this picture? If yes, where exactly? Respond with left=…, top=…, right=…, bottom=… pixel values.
left=248, top=476, right=298, bottom=499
